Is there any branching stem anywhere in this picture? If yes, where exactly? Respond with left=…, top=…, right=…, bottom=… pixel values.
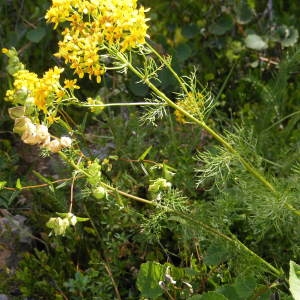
left=111, top=47, right=300, bottom=216
left=58, top=150, right=283, bottom=278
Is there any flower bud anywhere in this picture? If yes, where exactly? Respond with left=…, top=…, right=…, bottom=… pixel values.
left=60, top=136, right=72, bottom=148
left=21, top=126, right=38, bottom=145
left=92, top=186, right=107, bottom=199
left=8, top=106, right=25, bottom=120
left=25, top=97, right=35, bottom=114
left=14, top=117, right=34, bottom=135
left=36, top=124, right=50, bottom=144
left=46, top=139, right=62, bottom=153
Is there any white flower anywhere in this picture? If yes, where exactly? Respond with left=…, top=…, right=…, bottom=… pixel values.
left=21, top=121, right=38, bottom=144
left=46, top=139, right=62, bottom=153
left=60, top=136, right=72, bottom=148
left=36, top=124, right=50, bottom=144
left=67, top=213, right=77, bottom=226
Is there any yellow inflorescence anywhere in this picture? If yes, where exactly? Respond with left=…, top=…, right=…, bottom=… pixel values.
left=175, top=92, right=205, bottom=124
left=45, top=0, right=149, bottom=82
left=5, top=66, right=64, bottom=113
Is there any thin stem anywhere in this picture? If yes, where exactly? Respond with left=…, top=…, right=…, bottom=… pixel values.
left=58, top=149, right=283, bottom=278
left=4, top=177, right=77, bottom=191
left=146, top=41, right=189, bottom=95
left=83, top=205, right=122, bottom=300
left=114, top=50, right=277, bottom=195
left=102, top=182, right=156, bottom=206
left=69, top=155, right=83, bottom=213
left=103, top=262, right=122, bottom=300
left=262, top=110, right=300, bottom=132
left=81, top=102, right=164, bottom=107
left=58, top=151, right=90, bottom=177
left=172, top=210, right=282, bottom=277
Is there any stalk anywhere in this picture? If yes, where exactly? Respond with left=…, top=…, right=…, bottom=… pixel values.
left=58, top=150, right=283, bottom=278
left=114, top=51, right=276, bottom=191
left=112, top=49, right=300, bottom=216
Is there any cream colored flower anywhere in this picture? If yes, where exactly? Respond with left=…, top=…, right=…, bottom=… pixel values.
left=46, top=139, right=62, bottom=153
left=36, top=124, right=50, bottom=144
left=60, top=136, right=72, bottom=148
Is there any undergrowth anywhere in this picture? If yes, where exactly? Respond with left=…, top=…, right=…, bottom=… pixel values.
left=1, top=0, right=300, bottom=299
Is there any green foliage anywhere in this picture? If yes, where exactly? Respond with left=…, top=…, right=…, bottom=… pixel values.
left=2, top=0, right=300, bottom=299
left=137, top=262, right=164, bottom=298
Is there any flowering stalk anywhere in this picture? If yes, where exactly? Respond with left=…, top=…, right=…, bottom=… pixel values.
left=57, top=150, right=282, bottom=277
left=109, top=46, right=300, bottom=218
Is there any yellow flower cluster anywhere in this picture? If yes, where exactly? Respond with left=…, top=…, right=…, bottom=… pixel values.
left=45, top=0, right=149, bottom=82
left=4, top=66, right=64, bottom=113
left=3, top=48, right=79, bottom=117
left=174, top=92, right=205, bottom=124
left=2, top=48, right=77, bottom=152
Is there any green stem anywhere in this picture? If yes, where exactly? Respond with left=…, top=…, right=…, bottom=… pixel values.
left=114, top=50, right=277, bottom=195
left=81, top=102, right=164, bottom=107
left=58, top=150, right=283, bottom=278
left=174, top=211, right=282, bottom=277
left=146, top=41, right=189, bottom=95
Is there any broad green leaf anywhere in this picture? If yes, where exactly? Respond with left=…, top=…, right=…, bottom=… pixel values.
left=209, top=14, right=234, bottom=35
left=217, top=285, right=241, bottom=300
left=245, top=34, right=267, bottom=50
left=128, top=76, right=149, bottom=97
left=182, top=24, right=199, bottom=39
left=136, top=261, right=164, bottom=299
left=204, top=242, right=230, bottom=265
left=233, top=275, right=257, bottom=299
left=26, top=27, right=46, bottom=43
left=188, top=291, right=229, bottom=299
left=275, top=25, right=299, bottom=48
left=289, top=260, right=300, bottom=299
left=175, top=43, right=192, bottom=62
left=235, top=0, right=254, bottom=24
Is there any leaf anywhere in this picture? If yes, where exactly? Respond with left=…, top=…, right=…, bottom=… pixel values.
left=289, top=260, right=300, bottom=299
left=136, top=261, right=164, bottom=299
left=76, top=217, right=89, bottom=222
left=26, top=27, right=46, bottom=43
left=203, top=242, right=230, bottom=265
left=245, top=34, right=267, bottom=50
left=277, top=26, right=299, bottom=48
left=128, top=76, right=149, bottom=97
left=217, top=285, right=241, bottom=300
left=138, top=145, right=153, bottom=160
left=32, top=170, right=52, bottom=185
left=182, top=24, right=199, bottom=39
left=16, top=178, right=22, bottom=190
left=235, top=0, right=254, bottom=24
left=188, top=291, right=229, bottom=300
left=56, top=181, right=68, bottom=189
left=209, top=14, right=234, bottom=35
left=233, top=275, right=257, bottom=299
left=174, top=43, right=192, bottom=62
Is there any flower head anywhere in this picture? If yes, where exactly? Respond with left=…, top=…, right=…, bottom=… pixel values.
left=45, top=0, right=150, bottom=82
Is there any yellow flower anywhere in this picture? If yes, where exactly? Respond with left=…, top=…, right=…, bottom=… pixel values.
left=174, top=92, right=205, bottom=123
left=46, top=115, right=61, bottom=125
left=174, top=109, right=187, bottom=124
left=45, top=0, right=150, bottom=82
left=87, top=96, right=105, bottom=114
left=63, top=79, right=80, bottom=89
